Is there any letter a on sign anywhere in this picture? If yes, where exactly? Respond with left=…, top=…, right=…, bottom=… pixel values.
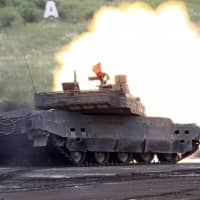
left=43, top=1, right=59, bottom=19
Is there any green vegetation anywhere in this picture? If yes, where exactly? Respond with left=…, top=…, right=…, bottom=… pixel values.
left=0, top=7, right=19, bottom=28
left=0, top=0, right=200, bottom=108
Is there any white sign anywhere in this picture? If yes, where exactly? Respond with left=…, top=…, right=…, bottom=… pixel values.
left=43, top=1, right=59, bottom=19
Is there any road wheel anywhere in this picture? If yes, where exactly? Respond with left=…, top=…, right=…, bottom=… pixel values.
left=70, top=151, right=86, bottom=166
left=117, top=152, right=133, bottom=164
left=134, top=153, right=154, bottom=164
left=157, top=153, right=181, bottom=164
left=94, top=152, right=109, bottom=165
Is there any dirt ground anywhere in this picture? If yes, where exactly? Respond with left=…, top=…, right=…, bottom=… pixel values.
left=0, top=164, right=199, bottom=200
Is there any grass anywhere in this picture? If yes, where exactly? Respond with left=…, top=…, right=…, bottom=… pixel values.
left=0, top=0, right=200, bottom=108
left=0, top=21, right=83, bottom=107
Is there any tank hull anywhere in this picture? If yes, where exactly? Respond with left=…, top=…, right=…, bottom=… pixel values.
left=30, top=110, right=200, bottom=157
left=0, top=109, right=199, bottom=165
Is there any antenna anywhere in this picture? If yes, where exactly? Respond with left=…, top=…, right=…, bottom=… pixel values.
left=73, top=70, right=79, bottom=91
left=22, top=52, right=37, bottom=93
left=74, top=70, right=77, bottom=83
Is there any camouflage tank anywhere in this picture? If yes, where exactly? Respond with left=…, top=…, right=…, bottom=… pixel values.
left=0, top=67, right=199, bottom=165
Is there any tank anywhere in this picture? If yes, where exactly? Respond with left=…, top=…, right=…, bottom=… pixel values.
left=0, top=68, right=199, bottom=166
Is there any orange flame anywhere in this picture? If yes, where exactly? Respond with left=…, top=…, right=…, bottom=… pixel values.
left=54, top=0, right=200, bottom=124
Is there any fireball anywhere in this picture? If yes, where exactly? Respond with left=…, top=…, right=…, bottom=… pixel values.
left=54, top=0, right=200, bottom=124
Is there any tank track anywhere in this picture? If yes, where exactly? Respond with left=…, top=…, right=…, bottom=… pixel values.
left=51, top=136, right=197, bottom=167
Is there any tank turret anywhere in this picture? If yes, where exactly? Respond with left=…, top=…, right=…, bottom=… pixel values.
left=35, top=71, right=145, bottom=116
